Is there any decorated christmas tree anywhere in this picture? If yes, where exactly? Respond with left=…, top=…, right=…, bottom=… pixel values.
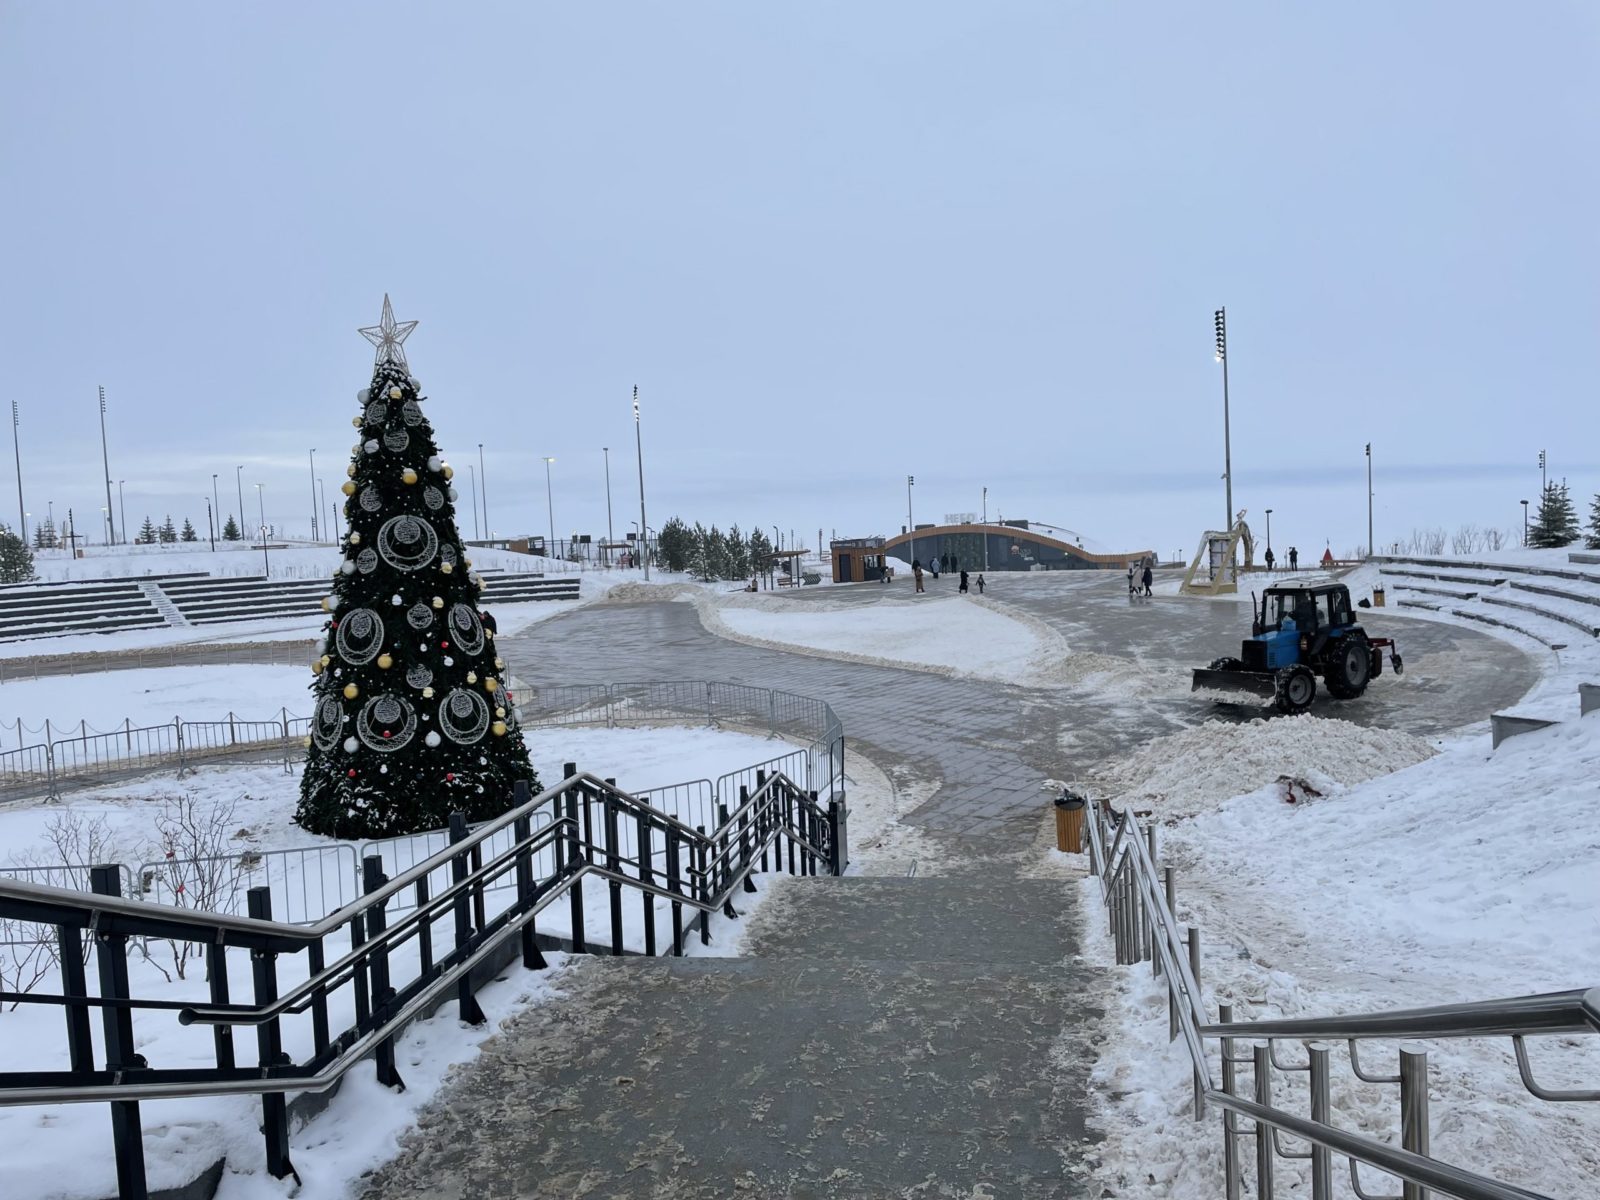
left=296, top=296, right=537, bottom=839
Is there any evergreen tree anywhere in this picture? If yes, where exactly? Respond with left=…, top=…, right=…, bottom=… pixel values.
left=688, top=522, right=710, bottom=580
left=222, top=515, right=241, bottom=541
left=656, top=517, right=693, bottom=573
left=159, top=515, right=178, bottom=544
left=180, top=517, right=199, bottom=542
left=748, top=527, right=773, bottom=576
left=1587, top=493, right=1600, bottom=550
left=296, top=299, right=537, bottom=840
left=725, top=524, right=749, bottom=579
left=31, top=519, right=56, bottom=551
left=1528, top=482, right=1581, bottom=548
left=138, top=516, right=158, bottom=545
left=703, top=526, right=728, bottom=581
left=0, top=524, right=35, bottom=583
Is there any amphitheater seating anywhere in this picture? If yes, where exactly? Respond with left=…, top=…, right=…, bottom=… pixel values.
left=1376, top=555, right=1600, bottom=651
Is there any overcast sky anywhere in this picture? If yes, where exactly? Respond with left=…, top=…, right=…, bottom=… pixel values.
left=3, top=2, right=1596, bottom=559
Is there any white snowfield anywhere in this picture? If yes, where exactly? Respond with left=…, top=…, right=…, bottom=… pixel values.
left=0, top=665, right=313, bottom=733
left=1081, top=698, right=1600, bottom=1197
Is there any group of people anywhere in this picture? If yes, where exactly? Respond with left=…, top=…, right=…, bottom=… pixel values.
left=911, top=558, right=984, bottom=597
left=1126, top=563, right=1154, bottom=597
left=1263, top=546, right=1300, bottom=572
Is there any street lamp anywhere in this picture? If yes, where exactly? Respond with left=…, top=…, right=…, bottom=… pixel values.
left=9, top=399, right=23, bottom=542
left=542, top=456, right=556, bottom=558
left=118, top=481, right=127, bottom=548
left=235, top=466, right=245, bottom=545
left=467, top=463, right=480, bottom=540
left=1214, top=307, right=1233, bottom=535
left=907, top=475, right=915, bottom=564
left=981, top=485, right=989, bottom=571
left=205, top=496, right=215, bottom=551
left=602, top=447, right=615, bottom=565
left=478, top=443, right=488, bottom=540
left=1539, top=450, right=1546, bottom=495
left=1521, top=499, right=1530, bottom=546
left=1265, top=509, right=1273, bottom=558
left=1365, top=443, right=1374, bottom=558
left=98, top=387, right=115, bottom=545
left=255, top=483, right=269, bottom=576
left=211, top=473, right=220, bottom=545
left=633, top=386, right=649, bottom=581
left=308, top=448, right=319, bottom=541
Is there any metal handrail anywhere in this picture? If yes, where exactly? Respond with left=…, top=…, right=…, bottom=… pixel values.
left=1087, top=798, right=1596, bottom=1200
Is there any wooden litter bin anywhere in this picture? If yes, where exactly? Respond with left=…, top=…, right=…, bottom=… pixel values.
left=1372, top=585, right=1386, bottom=608
left=1054, top=794, right=1086, bottom=853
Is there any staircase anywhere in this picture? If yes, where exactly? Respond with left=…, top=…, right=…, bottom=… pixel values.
left=136, top=579, right=189, bottom=626
left=360, top=871, right=1093, bottom=1198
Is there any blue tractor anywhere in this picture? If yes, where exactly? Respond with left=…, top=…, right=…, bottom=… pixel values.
left=1192, top=583, right=1403, bottom=714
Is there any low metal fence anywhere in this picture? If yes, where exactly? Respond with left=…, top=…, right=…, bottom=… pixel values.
left=135, top=845, right=361, bottom=927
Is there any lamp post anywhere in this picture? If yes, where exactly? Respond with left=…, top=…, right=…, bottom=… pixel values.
left=316, top=478, right=328, bottom=545
left=981, top=485, right=989, bottom=571
left=602, top=446, right=615, bottom=565
left=308, top=448, right=319, bottom=541
left=907, top=475, right=915, bottom=565
left=1521, top=499, right=1529, bottom=546
left=9, top=400, right=23, bottom=543
left=1364, top=443, right=1374, bottom=558
left=101, top=507, right=110, bottom=546
left=118, top=481, right=127, bottom=549
left=255, top=483, right=269, bottom=576
left=1214, top=308, right=1233, bottom=537
left=633, top=386, right=649, bottom=581
left=235, top=466, right=245, bottom=544
left=98, top=387, right=116, bottom=544
left=478, top=443, right=488, bottom=540
left=1265, top=509, right=1273, bottom=559
left=542, top=456, right=556, bottom=558
left=205, top=497, right=215, bottom=551
left=211, top=474, right=220, bottom=545
left=1539, top=449, right=1546, bottom=496
left=467, top=463, right=479, bottom=539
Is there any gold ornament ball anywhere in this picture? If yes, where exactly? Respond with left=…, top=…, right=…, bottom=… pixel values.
left=494, top=657, right=504, bottom=670
left=343, top=683, right=360, bottom=700
left=466, top=671, right=478, bottom=684
left=351, top=416, right=362, bottom=428
left=311, top=660, right=324, bottom=676
left=303, top=736, right=313, bottom=748
left=320, top=654, right=332, bottom=666
left=346, top=464, right=357, bottom=478
left=349, top=532, right=362, bottom=545
left=484, top=677, right=498, bottom=693
left=402, top=468, right=419, bottom=485
left=388, top=386, right=403, bottom=400
left=491, top=720, right=507, bottom=737
left=341, top=481, right=357, bottom=496
left=440, top=562, right=453, bottom=575
left=495, top=706, right=506, bottom=718
left=422, top=686, right=435, bottom=698
left=320, top=597, right=333, bottom=610
left=442, top=465, right=454, bottom=480
left=377, top=653, right=393, bottom=669
left=464, top=557, right=473, bottom=568
left=431, top=596, right=444, bottom=609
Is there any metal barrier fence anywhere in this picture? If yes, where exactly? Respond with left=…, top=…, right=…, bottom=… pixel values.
left=1085, top=798, right=1600, bottom=1200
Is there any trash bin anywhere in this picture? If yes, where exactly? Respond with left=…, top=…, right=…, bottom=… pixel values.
left=1372, top=585, right=1386, bottom=608
left=1054, top=792, right=1087, bottom=854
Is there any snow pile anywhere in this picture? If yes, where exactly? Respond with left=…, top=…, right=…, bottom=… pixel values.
left=1087, top=715, right=1437, bottom=817
left=1083, top=714, right=1600, bottom=1197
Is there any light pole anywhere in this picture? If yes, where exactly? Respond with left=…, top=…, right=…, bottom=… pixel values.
left=211, top=473, right=220, bottom=544
left=205, top=497, right=215, bottom=551
left=1539, top=449, right=1546, bottom=496
left=1213, top=308, right=1234, bottom=536
left=255, top=483, right=269, bottom=576
left=1521, top=499, right=1529, bottom=546
left=317, top=478, right=328, bottom=546
left=101, top=507, right=110, bottom=546
left=633, top=387, right=649, bottom=580
left=602, top=446, right=615, bottom=565
left=98, top=387, right=116, bottom=544
left=235, top=466, right=245, bottom=543
left=308, top=448, right=319, bottom=541
left=906, top=475, right=915, bottom=564
left=981, top=485, right=989, bottom=571
left=542, top=456, right=556, bottom=558
left=1364, top=443, right=1374, bottom=558
left=11, top=400, right=25, bottom=542
left=467, top=464, right=480, bottom=540
left=1264, top=508, right=1273, bottom=559
left=478, top=443, right=488, bottom=540
left=118, top=481, right=127, bottom=548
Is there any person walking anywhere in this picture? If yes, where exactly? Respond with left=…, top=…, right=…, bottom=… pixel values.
left=959, top=569, right=970, bottom=594
left=1264, top=546, right=1275, bottom=572
left=478, top=608, right=498, bottom=638
left=1141, top=563, right=1154, bottom=597
left=913, top=559, right=925, bottom=594
left=1288, top=546, right=1299, bottom=571
left=976, top=573, right=985, bottom=595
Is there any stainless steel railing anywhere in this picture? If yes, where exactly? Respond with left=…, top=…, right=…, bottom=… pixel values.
left=1085, top=797, right=1598, bottom=1200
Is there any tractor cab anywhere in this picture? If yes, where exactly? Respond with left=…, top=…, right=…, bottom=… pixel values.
left=1257, top=585, right=1353, bottom=637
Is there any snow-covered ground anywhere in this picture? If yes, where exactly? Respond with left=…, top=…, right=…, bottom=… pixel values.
left=1077, top=685, right=1600, bottom=1196
left=0, top=665, right=314, bottom=734
left=24, top=541, right=585, bottom=582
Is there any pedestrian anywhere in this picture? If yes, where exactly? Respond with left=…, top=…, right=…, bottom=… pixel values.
left=959, top=569, right=970, bottom=594
left=976, top=573, right=985, bottom=594
left=929, top=557, right=940, bottom=580
left=951, top=554, right=959, bottom=573
left=1127, top=564, right=1138, bottom=596
left=478, top=608, right=498, bottom=638
left=913, top=559, right=925, bottom=594
left=1141, top=563, right=1153, bottom=597
left=1288, top=546, right=1299, bottom=571
left=1264, top=546, right=1275, bottom=572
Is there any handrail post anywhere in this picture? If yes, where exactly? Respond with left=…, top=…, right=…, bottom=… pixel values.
left=636, top=808, right=657, bottom=957
left=203, top=942, right=236, bottom=1071
left=1400, top=1046, right=1430, bottom=1200
left=666, top=826, right=685, bottom=956
left=1308, top=1043, right=1332, bottom=1200
left=738, top=787, right=756, bottom=892
left=563, top=767, right=586, bottom=955
left=448, top=812, right=487, bottom=1025
left=694, top=826, right=711, bottom=945
left=246, top=885, right=295, bottom=1182
left=1220, top=1001, right=1242, bottom=1200
left=90, top=864, right=148, bottom=1200
left=1254, top=1042, right=1274, bottom=1200
left=828, top=795, right=848, bottom=876
left=362, top=855, right=404, bottom=1089
left=604, top=788, right=624, bottom=955
left=57, top=923, right=95, bottom=1075
left=513, top=781, right=546, bottom=969
left=1188, top=927, right=1205, bottom=1119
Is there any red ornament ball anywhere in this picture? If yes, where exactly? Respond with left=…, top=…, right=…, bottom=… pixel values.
left=441, top=640, right=449, bottom=648
left=347, top=769, right=356, bottom=778
left=382, top=730, right=391, bottom=739
left=446, top=772, right=455, bottom=782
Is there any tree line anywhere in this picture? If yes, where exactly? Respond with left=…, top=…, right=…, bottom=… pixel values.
left=654, top=518, right=782, bottom=581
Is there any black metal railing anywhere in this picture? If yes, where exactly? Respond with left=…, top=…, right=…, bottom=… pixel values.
left=0, top=765, right=847, bottom=1200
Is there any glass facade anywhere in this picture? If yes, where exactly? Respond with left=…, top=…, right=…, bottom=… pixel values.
left=899, top=527, right=1109, bottom=572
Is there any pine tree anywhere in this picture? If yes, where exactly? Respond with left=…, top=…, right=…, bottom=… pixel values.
left=1528, top=483, right=1581, bottom=548
left=0, top=524, right=35, bottom=583
left=725, top=524, right=749, bottom=579
left=159, top=515, right=178, bottom=544
left=180, top=518, right=198, bottom=542
left=1587, top=493, right=1600, bottom=550
left=138, top=516, right=158, bottom=545
left=222, top=515, right=241, bottom=541
left=656, top=517, right=693, bottom=573
left=688, top=522, right=710, bottom=580
left=296, top=299, right=537, bottom=840
left=31, top=519, right=56, bottom=551
left=748, top=527, right=773, bottom=576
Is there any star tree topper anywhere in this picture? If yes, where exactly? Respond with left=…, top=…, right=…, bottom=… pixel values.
left=358, top=294, right=419, bottom=369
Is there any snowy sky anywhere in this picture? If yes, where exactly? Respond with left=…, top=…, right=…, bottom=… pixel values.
left=2, top=2, right=1596, bottom=558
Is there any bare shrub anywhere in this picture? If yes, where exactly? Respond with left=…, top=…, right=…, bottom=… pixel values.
left=139, top=792, right=243, bottom=981
left=1485, top=526, right=1508, bottom=551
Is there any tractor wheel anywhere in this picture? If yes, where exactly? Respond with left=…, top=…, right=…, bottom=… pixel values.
left=1274, top=665, right=1317, bottom=714
left=1325, top=636, right=1372, bottom=699
left=1208, top=656, right=1243, bottom=672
